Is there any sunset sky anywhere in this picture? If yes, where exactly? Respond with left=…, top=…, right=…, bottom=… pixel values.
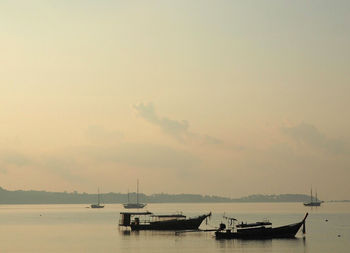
left=1, top=0, right=349, bottom=200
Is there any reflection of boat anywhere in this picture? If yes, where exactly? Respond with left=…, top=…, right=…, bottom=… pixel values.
left=91, top=188, right=104, bottom=208
left=123, top=180, right=147, bottom=209
left=215, top=213, right=308, bottom=239
left=304, top=188, right=321, bottom=206
left=119, top=211, right=211, bottom=231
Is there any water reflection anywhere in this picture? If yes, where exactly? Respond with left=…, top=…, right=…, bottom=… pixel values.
left=215, top=237, right=307, bottom=252
left=216, top=238, right=273, bottom=249
left=120, top=230, right=131, bottom=236
left=302, top=236, right=308, bottom=253
left=118, top=229, right=178, bottom=238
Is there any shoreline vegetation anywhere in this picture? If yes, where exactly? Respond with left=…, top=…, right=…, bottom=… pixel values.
left=0, top=186, right=335, bottom=204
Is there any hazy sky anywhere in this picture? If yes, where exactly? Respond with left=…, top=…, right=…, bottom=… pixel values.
left=1, top=0, right=350, bottom=199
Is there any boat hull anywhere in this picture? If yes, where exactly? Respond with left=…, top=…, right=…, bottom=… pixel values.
left=123, top=203, right=147, bottom=209
left=91, top=204, right=104, bottom=208
left=130, top=214, right=209, bottom=231
left=216, top=221, right=304, bottom=239
left=304, top=202, right=321, bottom=206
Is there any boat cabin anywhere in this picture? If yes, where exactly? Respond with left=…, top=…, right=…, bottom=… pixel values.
left=119, top=211, right=186, bottom=227
left=220, top=217, right=272, bottom=233
left=236, top=220, right=272, bottom=228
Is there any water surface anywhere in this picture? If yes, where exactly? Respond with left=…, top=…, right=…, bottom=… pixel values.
left=0, top=202, right=349, bottom=252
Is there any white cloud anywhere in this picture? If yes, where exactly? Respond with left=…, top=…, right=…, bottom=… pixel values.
left=281, top=123, right=348, bottom=155
left=133, top=102, right=223, bottom=145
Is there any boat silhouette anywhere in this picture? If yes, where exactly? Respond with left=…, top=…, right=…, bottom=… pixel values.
left=91, top=188, right=104, bottom=208
left=123, top=180, right=147, bottom=209
left=304, top=188, right=322, bottom=206
left=119, top=211, right=211, bottom=231
left=215, top=213, right=308, bottom=239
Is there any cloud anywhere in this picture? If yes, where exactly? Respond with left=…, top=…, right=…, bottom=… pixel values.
left=0, top=148, right=87, bottom=182
left=40, top=156, right=85, bottom=183
left=281, top=123, right=348, bottom=154
left=0, top=150, right=32, bottom=174
left=83, top=142, right=199, bottom=171
left=84, top=125, right=124, bottom=145
left=0, top=150, right=31, bottom=167
left=133, top=102, right=222, bottom=145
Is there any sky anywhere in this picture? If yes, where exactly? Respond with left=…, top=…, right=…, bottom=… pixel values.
left=1, top=0, right=349, bottom=200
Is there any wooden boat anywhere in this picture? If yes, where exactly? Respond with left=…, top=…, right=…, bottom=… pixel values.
left=123, top=180, right=147, bottom=209
left=91, top=188, right=104, bottom=208
left=215, top=213, right=308, bottom=239
left=304, top=188, right=321, bottom=206
left=119, top=211, right=211, bottom=231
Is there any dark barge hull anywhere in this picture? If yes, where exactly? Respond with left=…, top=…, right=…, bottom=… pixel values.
left=216, top=213, right=308, bottom=239
left=131, top=214, right=209, bottom=231
left=91, top=204, right=104, bottom=208
left=123, top=203, right=147, bottom=209
left=304, top=202, right=321, bottom=206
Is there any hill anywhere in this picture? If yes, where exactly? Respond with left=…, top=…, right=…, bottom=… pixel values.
left=0, top=187, right=316, bottom=204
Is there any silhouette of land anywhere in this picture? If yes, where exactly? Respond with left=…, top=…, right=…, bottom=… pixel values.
left=0, top=186, right=321, bottom=204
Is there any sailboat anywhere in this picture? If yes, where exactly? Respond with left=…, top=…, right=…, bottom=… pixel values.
left=91, top=188, right=104, bottom=208
left=123, top=180, right=147, bottom=209
left=303, top=188, right=321, bottom=206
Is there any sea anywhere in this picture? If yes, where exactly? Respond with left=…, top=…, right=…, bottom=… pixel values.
left=1, top=202, right=349, bottom=252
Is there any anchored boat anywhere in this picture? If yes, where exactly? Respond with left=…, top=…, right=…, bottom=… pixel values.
left=304, top=188, right=322, bottom=206
left=123, top=180, right=147, bottom=209
left=119, top=211, right=211, bottom=231
left=91, top=188, right=104, bottom=208
left=215, top=213, right=308, bottom=239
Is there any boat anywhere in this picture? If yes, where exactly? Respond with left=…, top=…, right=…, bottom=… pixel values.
left=215, top=213, right=308, bottom=239
left=91, top=188, right=104, bottom=208
left=304, top=188, right=322, bottom=206
left=123, top=202, right=147, bottom=209
left=119, top=211, right=211, bottom=231
left=123, top=180, right=147, bottom=209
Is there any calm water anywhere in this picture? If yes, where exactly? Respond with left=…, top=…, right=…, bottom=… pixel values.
left=1, top=202, right=349, bottom=252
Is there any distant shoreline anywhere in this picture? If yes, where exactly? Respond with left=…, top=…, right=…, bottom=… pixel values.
left=0, top=186, right=333, bottom=204
left=1, top=200, right=348, bottom=205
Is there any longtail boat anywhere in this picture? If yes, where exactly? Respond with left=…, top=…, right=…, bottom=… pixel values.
left=215, top=213, right=308, bottom=239
left=119, top=211, right=211, bottom=231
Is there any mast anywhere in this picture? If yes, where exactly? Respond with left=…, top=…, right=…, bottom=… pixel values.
left=137, top=179, right=139, bottom=204
left=98, top=188, right=100, bottom=205
left=310, top=188, right=313, bottom=203
left=315, top=190, right=317, bottom=203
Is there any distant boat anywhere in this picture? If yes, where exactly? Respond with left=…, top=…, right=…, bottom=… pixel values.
left=91, top=188, right=104, bottom=208
left=119, top=211, right=211, bottom=231
left=215, top=213, right=308, bottom=239
left=123, top=202, right=147, bottom=209
left=123, top=180, right=147, bottom=209
left=304, top=188, right=322, bottom=206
